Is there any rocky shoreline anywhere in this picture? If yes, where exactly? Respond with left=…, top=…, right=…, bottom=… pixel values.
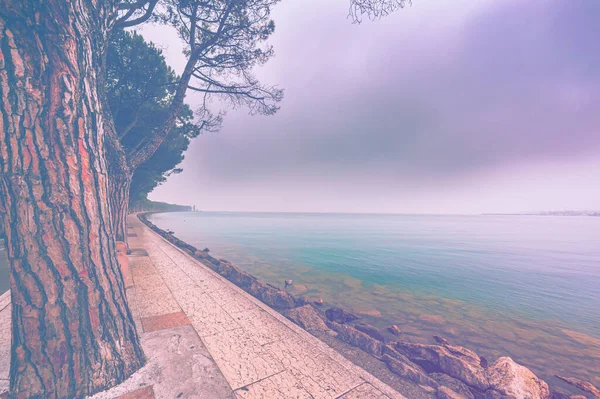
left=138, top=213, right=598, bottom=399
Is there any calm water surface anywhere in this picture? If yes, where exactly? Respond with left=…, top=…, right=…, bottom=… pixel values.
left=155, top=213, right=599, bottom=383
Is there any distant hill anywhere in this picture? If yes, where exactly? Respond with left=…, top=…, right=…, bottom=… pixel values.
left=130, top=198, right=192, bottom=213
left=484, top=211, right=600, bottom=216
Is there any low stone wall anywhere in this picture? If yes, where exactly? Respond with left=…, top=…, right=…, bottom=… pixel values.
left=138, top=213, right=296, bottom=310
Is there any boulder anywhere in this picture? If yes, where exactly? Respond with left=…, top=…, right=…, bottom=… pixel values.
left=394, top=342, right=490, bottom=391
left=430, top=373, right=475, bottom=399
left=555, top=376, right=600, bottom=398
left=355, top=323, right=386, bottom=342
left=313, top=298, right=324, bottom=306
left=328, top=321, right=383, bottom=357
left=486, top=357, right=550, bottom=399
left=437, top=386, right=471, bottom=399
left=387, top=325, right=402, bottom=336
left=480, top=357, right=489, bottom=369
left=325, top=307, right=360, bottom=324
left=284, top=305, right=329, bottom=333
left=215, top=260, right=296, bottom=309
left=383, top=345, right=439, bottom=388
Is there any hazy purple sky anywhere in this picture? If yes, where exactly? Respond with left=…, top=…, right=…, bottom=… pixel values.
left=140, top=0, right=600, bottom=214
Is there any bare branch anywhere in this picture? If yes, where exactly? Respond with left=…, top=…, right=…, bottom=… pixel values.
left=348, top=0, right=411, bottom=23
left=128, top=0, right=283, bottom=168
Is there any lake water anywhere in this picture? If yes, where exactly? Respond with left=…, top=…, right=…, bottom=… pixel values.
left=149, top=211, right=600, bottom=385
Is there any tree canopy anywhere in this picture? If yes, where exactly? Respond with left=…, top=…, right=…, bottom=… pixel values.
left=106, top=29, right=219, bottom=206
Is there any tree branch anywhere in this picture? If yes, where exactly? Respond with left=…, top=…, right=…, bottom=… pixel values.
left=115, top=0, right=159, bottom=28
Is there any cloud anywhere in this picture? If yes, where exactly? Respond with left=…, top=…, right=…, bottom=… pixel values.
left=148, top=0, right=600, bottom=212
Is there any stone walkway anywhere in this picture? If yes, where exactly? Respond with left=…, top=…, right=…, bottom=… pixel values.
left=0, top=216, right=405, bottom=399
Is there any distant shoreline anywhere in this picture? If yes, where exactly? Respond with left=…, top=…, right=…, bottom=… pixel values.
left=482, top=212, right=600, bottom=217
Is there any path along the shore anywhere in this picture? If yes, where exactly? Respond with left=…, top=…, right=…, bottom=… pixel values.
left=0, top=216, right=404, bottom=399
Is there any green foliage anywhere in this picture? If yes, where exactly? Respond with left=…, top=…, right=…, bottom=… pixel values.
left=106, top=30, right=211, bottom=205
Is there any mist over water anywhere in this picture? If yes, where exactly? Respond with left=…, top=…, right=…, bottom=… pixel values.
left=151, top=212, right=600, bottom=382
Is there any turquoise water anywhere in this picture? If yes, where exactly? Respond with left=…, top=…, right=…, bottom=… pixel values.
left=149, top=212, right=600, bottom=383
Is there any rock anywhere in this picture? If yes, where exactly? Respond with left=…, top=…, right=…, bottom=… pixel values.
left=394, top=342, right=490, bottom=391
left=296, top=296, right=323, bottom=307
left=555, top=376, right=600, bottom=398
left=383, top=345, right=439, bottom=388
left=548, top=394, right=585, bottom=399
left=215, top=260, right=296, bottom=309
left=430, top=373, right=475, bottom=399
left=327, top=321, right=383, bottom=357
left=480, top=357, right=488, bottom=369
left=487, top=357, right=550, bottom=399
left=194, top=249, right=209, bottom=259
left=387, top=325, right=402, bottom=336
left=284, top=305, right=329, bottom=333
left=434, top=335, right=451, bottom=345
left=354, top=323, right=386, bottom=342
left=354, top=307, right=382, bottom=317
left=296, top=296, right=311, bottom=306
left=325, top=307, right=360, bottom=324
left=437, top=386, right=471, bottom=399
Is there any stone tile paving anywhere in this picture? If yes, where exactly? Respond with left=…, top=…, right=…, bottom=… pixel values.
left=141, top=311, right=191, bottom=333
left=115, top=385, right=155, bottom=399
left=0, top=290, right=9, bottom=394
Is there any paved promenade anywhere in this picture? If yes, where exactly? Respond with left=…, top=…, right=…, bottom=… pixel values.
left=0, top=216, right=404, bottom=398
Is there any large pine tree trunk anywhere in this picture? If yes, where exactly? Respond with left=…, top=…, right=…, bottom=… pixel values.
left=108, top=172, right=132, bottom=244
left=0, top=2, right=145, bottom=398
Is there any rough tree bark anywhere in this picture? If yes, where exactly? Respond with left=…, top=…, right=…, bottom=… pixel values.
left=0, top=2, right=145, bottom=398
left=108, top=171, right=132, bottom=244
left=105, top=128, right=132, bottom=245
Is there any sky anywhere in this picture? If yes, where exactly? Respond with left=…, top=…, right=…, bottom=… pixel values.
left=140, top=0, right=600, bottom=214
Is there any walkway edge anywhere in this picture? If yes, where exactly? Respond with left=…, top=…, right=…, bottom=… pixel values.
left=139, top=216, right=406, bottom=399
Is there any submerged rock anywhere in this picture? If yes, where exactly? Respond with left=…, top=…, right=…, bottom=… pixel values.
left=555, top=375, right=600, bottom=398
left=296, top=296, right=311, bottom=306
left=394, top=342, right=490, bottom=391
left=328, top=321, right=383, bottom=357
left=487, top=357, right=550, bottom=399
left=325, top=307, right=360, bottom=324
left=355, top=323, right=386, bottom=342
left=296, top=296, right=323, bottom=307
left=387, top=324, right=402, bottom=336
left=284, top=305, right=329, bottom=333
